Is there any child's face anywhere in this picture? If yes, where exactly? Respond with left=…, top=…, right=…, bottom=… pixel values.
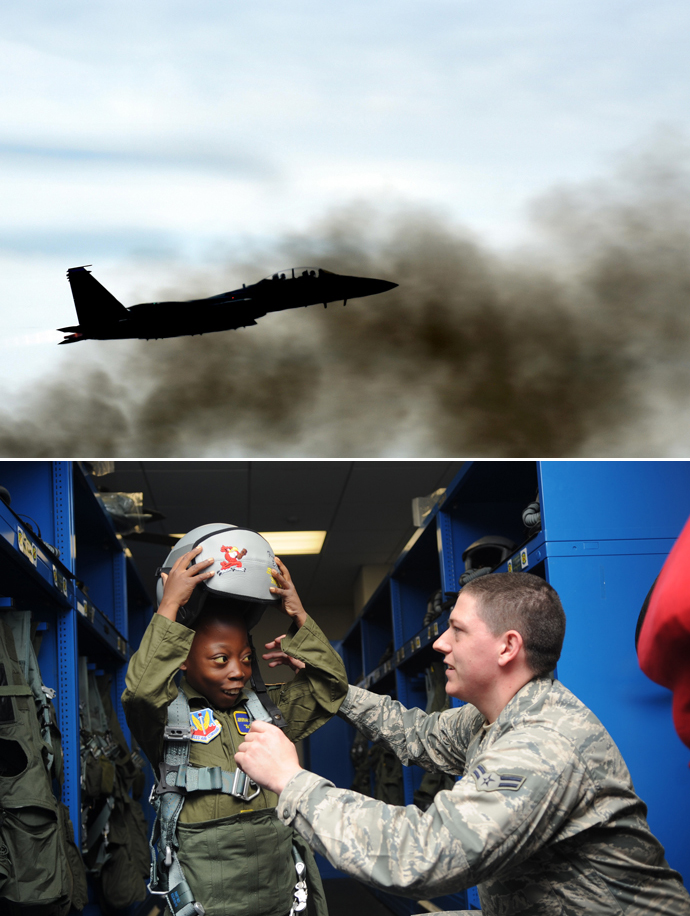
left=180, top=617, right=252, bottom=709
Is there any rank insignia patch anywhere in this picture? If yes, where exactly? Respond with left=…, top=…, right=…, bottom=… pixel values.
left=234, top=711, right=251, bottom=735
left=472, top=763, right=525, bottom=792
left=190, top=708, right=222, bottom=743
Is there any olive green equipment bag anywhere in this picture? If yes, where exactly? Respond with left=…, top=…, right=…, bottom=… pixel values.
left=413, top=662, right=456, bottom=811
left=78, top=661, right=149, bottom=914
left=0, top=611, right=88, bottom=915
left=96, top=672, right=149, bottom=913
left=349, top=731, right=372, bottom=796
left=350, top=720, right=404, bottom=805
left=369, top=744, right=405, bottom=806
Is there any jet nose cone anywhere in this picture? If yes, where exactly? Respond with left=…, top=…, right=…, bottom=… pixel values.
left=368, top=278, right=397, bottom=294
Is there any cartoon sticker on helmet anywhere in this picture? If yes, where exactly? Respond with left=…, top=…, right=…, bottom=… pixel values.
left=190, top=708, right=222, bottom=743
left=217, top=545, right=248, bottom=576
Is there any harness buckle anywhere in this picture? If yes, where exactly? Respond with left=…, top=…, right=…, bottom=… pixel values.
left=231, top=768, right=261, bottom=801
left=153, top=759, right=187, bottom=797
left=164, top=724, right=192, bottom=742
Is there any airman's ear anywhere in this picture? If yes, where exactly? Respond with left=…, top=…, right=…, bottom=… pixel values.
left=180, top=661, right=187, bottom=672
left=498, top=630, right=523, bottom=667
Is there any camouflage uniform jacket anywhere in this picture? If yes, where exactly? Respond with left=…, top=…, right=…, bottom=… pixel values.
left=276, top=677, right=690, bottom=915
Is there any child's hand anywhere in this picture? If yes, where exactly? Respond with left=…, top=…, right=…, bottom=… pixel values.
left=157, top=546, right=215, bottom=622
left=269, top=558, right=307, bottom=627
left=263, top=635, right=306, bottom=673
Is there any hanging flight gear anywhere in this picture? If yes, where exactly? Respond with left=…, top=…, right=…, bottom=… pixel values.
left=422, top=589, right=444, bottom=626
left=78, top=659, right=149, bottom=913
left=79, top=657, right=117, bottom=878
left=413, top=662, right=456, bottom=811
left=522, top=493, right=541, bottom=533
left=369, top=744, right=404, bottom=806
left=94, top=673, right=149, bottom=914
left=349, top=731, right=373, bottom=796
left=0, top=611, right=87, bottom=915
left=148, top=687, right=308, bottom=916
left=458, top=535, right=517, bottom=586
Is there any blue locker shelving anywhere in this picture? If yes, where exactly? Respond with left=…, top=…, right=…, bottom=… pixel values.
left=306, top=460, right=690, bottom=913
left=0, top=461, right=154, bottom=914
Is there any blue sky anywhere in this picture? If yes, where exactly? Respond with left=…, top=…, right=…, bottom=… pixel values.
left=1, top=0, right=690, bottom=409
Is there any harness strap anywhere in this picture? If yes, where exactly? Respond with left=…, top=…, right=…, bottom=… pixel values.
left=156, top=762, right=261, bottom=802
left=0, top=684, right=33, bottom=696
left=248, top=639, right=289, bottom=730
left=85, top=795, right=115, bottom=851
left=243, top=687, right=274, bottom=724
left=149, top=690, right=206, bottom=916
left=157, top=691, right=189, bottom=857
left=89, top=826, right=112, bottom=877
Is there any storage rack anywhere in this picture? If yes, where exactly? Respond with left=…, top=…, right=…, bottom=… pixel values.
left=306, top=460, right=690, bottom=914
left=0, top=461, right=154, bottom=914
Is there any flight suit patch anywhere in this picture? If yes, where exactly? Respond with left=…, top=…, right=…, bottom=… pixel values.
left=472, top=763, right=525, bottom=792
left=190, top=708, right=222, bottom=743
left=234, top=711, right=251, bottom=734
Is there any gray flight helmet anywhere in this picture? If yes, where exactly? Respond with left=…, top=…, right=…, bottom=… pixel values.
left=459, top=535, right=517, bottom=586
left=156, top=523, right=280, bottom=629
left=157, top=523, right=289, bottom=730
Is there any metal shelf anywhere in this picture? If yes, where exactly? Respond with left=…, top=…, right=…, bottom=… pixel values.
left=0, top=501, right=74, bottom=610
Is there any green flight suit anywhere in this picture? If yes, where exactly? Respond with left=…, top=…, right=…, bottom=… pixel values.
left=122, top=613, right=347, bottom=916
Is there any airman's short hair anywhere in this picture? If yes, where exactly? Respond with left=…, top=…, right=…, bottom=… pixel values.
left=462, top=572, right=566, bottom=676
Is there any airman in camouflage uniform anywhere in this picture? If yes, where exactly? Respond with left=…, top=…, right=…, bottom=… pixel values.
left=237, top=573, right=690, bottom=916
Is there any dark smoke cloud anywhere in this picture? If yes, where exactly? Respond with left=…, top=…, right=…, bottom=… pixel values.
left=2, top=137, right=690, bottom=457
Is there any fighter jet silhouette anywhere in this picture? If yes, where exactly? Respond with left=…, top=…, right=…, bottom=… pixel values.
left=57, top=265, right=397, bottom=344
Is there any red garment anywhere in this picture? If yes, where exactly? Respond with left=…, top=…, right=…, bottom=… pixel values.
left=638, top=515, right=690, bottom=749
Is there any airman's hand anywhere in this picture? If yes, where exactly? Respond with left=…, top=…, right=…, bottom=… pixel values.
left=235, top=720, right=302, bottom=795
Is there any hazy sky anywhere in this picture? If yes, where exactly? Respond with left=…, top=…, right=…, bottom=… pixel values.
left=2, top=0, right=690, bottom=444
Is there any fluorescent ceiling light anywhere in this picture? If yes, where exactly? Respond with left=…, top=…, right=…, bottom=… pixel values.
left=167, top=530, right=327, bottom=555
left=259, top=531, right=327, bottom=555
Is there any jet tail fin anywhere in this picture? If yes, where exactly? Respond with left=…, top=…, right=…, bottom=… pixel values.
left=67, top=266, right=128, bottom=328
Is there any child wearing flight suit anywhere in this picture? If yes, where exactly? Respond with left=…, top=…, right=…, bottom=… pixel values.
left=122, top=547, right=347, bottom=916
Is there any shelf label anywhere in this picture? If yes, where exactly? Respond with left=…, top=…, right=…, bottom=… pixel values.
left=77, top=600, right=95, bottom=622
left=520, top=548, right=528, bottom=569
left=52, top=567, right=68, bottom=597
left=17, top=527, right=37, bottom=566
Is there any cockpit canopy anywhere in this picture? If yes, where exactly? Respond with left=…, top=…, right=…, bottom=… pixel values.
left=266, top=267, right=332, bottom=281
